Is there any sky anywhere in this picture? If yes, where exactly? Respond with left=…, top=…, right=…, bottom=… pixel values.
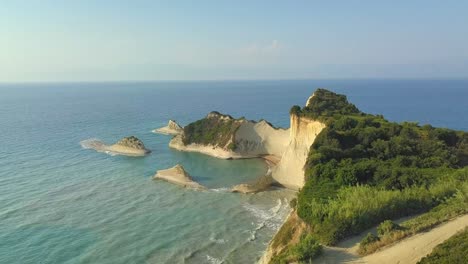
left=1, top=0, right=468, bottom=82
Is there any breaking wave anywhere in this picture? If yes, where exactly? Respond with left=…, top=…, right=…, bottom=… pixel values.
left=206, top=255, right=223, bottom=264
left=210, top=187, right=230, bottom=193
left=243, top=198, right=290, bottom=242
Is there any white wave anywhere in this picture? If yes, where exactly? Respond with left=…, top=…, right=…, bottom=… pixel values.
left=242, top=198, right=290, bottom=242
left=80, top=138, right=105, bottom=149
left=210, top=187, right=230, bottom=193
left=80, top=138, right=119, bottom=156
left=206, top=255, right=223, bottom=264
left=209, top=234, right=227, bottom=244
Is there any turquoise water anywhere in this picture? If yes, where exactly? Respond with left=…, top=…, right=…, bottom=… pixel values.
left=0, top=80, right=467, bottom=264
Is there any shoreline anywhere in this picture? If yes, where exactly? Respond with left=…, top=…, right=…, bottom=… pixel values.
left=230, top=155, right=281, bottom=194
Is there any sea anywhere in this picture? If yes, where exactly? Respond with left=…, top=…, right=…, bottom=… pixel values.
left=0, top=80, right=467, bottom=264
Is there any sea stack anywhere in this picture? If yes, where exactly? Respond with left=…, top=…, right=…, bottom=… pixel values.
left=107, top=136, right=151, bottom=156
left=153, top=120, right=184, bottom=135
left=153, top=164, right=206, bottom=190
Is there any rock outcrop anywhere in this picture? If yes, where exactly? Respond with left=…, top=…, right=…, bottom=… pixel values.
left=107, top=136, right=151, bottom=156
left=258, top=211, right=308, bottom=264
left=231, top=174, right=274, bottom=194
left=169, top=93, right=325, bottom=190
left=81, top=136, right=150, bottom=156
left=169, top=112, right=289, bottom=160
left=153, top=120, right=184, bottom=135
left=272, top=113, right=325, bottom=189
left=153, top=164, right=205, bottom=190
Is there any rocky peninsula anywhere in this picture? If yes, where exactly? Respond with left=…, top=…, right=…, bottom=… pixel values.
left=161, top=88, right=468, bottom=264
left=168, top=102, right=324, bottom=190
left=153, top=164, right=206, bottom=190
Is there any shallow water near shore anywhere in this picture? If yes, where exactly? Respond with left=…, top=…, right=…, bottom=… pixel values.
left=1, top=80, right=467, bottom=264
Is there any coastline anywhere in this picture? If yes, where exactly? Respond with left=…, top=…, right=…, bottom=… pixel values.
left=169, top=135, right=260, bottom=159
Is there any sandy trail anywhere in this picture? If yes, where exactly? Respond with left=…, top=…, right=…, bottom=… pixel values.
left=315, top=214, right=468, bottom=264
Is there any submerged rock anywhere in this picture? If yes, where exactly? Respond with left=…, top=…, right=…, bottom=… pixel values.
left=153, top=164, right=206, bottom=190
left=153, top=120, right=184, bottom=135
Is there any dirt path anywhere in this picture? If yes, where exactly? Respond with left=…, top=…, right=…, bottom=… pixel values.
left=314, top=214, right=468, bottom=264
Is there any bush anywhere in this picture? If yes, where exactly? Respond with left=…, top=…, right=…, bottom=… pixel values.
left=227, top=142, right=236, bottom=151
left=293, top=234, right=323, bottom=262
left=360, top=233, right=379, bottom=247
left=290, top=105, right=302, bottom=115
left=377, top=220, right=401, bottom=236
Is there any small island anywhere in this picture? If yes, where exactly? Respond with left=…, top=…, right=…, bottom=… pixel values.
left=81, top=136, right=151, bottom=156
left=153, top=164, right=206, bottom=190
left=153, top=120, right=184, bottom=135
left=108, top=136, right=151, bottom=156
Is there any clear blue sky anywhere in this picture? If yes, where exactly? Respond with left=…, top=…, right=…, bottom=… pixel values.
left=1, top=1, right=468, bottom=81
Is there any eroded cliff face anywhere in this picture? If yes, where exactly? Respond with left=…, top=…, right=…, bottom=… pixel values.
left=235, top=120, right=290, bottom=157
left=272, top=114, right=326, bottom=190
left=169, top=114, right=290, bottom=159
left=169, top=95, right=326, bottom=190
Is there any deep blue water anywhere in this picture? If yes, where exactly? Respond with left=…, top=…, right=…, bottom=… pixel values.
left=0, top=80, right=467, bottom=264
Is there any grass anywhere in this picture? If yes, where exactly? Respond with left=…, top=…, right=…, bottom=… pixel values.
left=271, top=234, right=322, bottom=264
left=358, top=182, right=468, bottom=255
left=299, top=173, right=464, bottom=245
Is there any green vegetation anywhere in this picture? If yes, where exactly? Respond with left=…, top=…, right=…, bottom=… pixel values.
left=377, top=220, right=401, bottom=236
left=360, top=233, right=379, bottom=247
left=417, top=227, right=468, bottom=264
left=292, top=89, right=468, bottom=245
left=358, top=182, right=468, bottom=254
left=116, top=136, right=147, bottom=149
left=272, top=234, right=322, bottom=264
left=292, top=88, right=361, bottom=122
left=183, top=111, right=242, bottom=149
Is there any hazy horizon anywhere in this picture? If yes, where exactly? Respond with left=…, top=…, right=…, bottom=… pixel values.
left=2, top=1, right=468, bottom=82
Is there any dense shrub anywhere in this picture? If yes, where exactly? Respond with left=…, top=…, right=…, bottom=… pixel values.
left=183, top=113, right=242, bottom=147
left=359, top=183, right=468, bottom=255
left=293, top=234, right=322, bottom=262
left=271, top=234, right=323, bottom=264
left=300, top=88, right=360, bottom=121
left=360, top=233, right=379, bottom=247
left=298, top=176, right=464, bottom=244
left=377, top=220, right=401, bottom=236
left=295, top=89, right=468, bottom=245
left=290, top=105, right=302, bottom=115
